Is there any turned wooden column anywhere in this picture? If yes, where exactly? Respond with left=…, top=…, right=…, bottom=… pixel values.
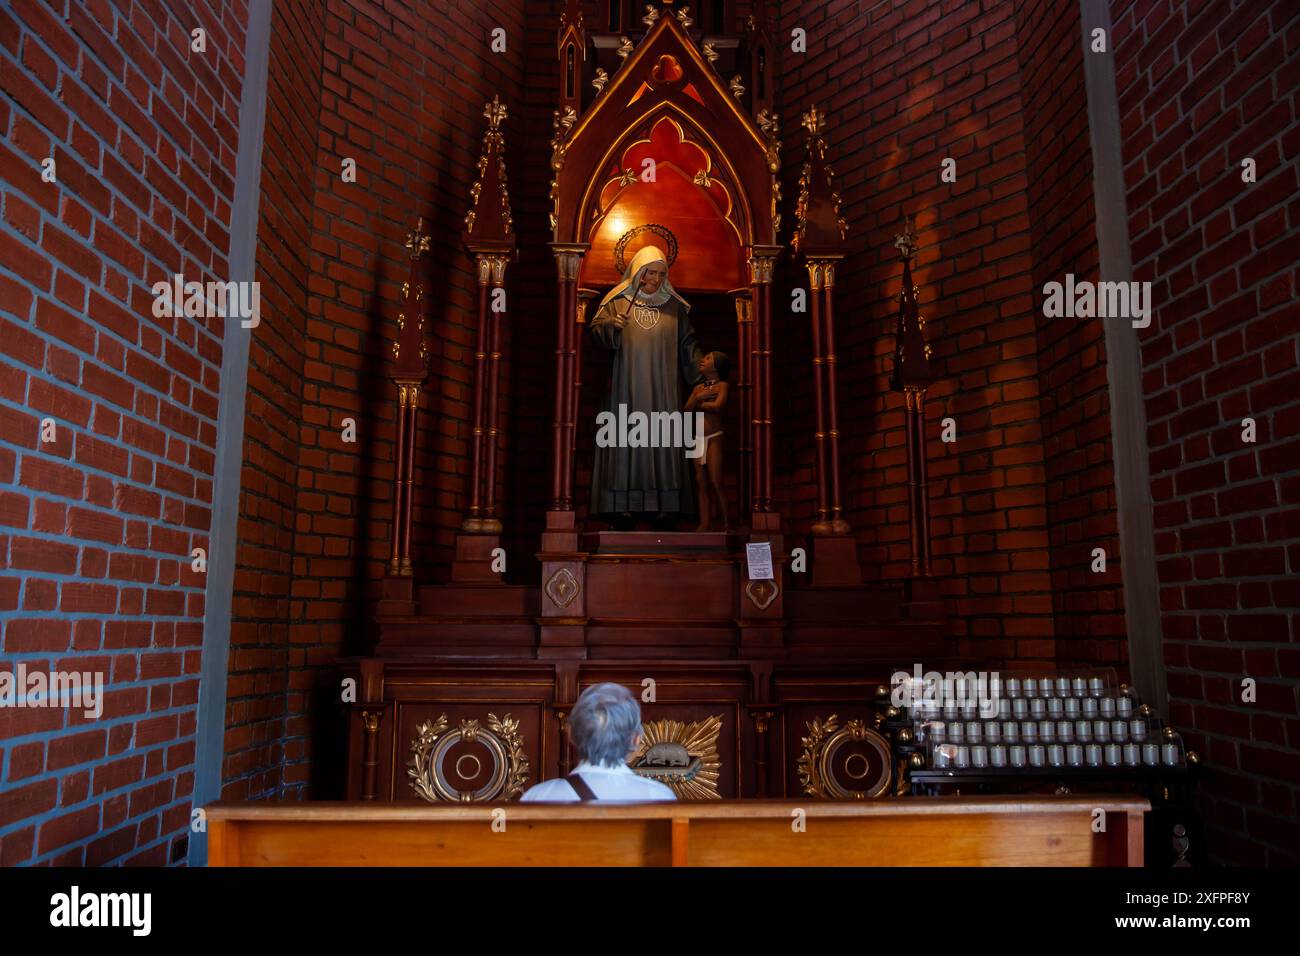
left=481, top=255, right=508, bottom=529
left=747, top=249, right=780, bottom=515
left=387, top=220, right=431, bottom=579
left=748, top=281, right=762, bottom=517
left=807, top=263, right=831, bottom=532
left=818, top=258, right=849, bottom=534
left=550, top=247, right=584, bottom=511
left=464, top=254, right=510, bottom=532
left=750, top=709, right=774, bottom=797
left=794, top=104, right=860, bottom=584
left=574, top=288, right=597, bottom=500
left=556, top=709, right=572, bottom=775
left=465, top=265, right=490, bottom=531
left=729, top=290, right=753, bottom=521
left=905, top=386, right=933, bottom=576
left=890, top=216, right=938, bottom=584
left=360, top=709, right=382, bottom=800
left=761, top=275, right=775, bottom=511
left=454, top=95, right=515, bottom=581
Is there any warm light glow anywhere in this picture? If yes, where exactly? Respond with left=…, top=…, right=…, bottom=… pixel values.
left=607, top=213, right=628, bottom=237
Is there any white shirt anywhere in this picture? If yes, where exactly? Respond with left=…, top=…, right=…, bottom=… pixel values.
left=520, top=761, right=677, bottom=802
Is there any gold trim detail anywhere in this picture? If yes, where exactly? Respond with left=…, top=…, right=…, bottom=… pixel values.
left=797, top=714, right=892, bottom=799
left=405, top=218, right=431, bottom=259
left=793, top=104, right=848, bottom=252
left=627, top=715, right=722, bottom=800
left=744, top=578, right=778, bottom=610
left=408, top=713, right=530, bottom=803
left=545, top=567, right=580, bottom=609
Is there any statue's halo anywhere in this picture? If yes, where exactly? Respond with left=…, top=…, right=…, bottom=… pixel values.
left=613, top=223, right=678, bottom=273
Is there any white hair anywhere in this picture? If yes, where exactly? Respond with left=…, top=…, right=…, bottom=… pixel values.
left=568, top=683, right=642, bottom=767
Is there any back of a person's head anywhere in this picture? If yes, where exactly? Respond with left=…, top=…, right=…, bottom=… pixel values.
left=568, top=682, right=640, bottom=768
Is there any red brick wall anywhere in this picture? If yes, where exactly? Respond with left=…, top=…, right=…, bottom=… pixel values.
left=0, top=0, right=246, bottom=865
left=223, top=0, right=325, bottom=802
left=1012, top=0, right=1125, bottom=662
left=776, top=0, right=1066, bottom=658
left=1111, top=0, right=1300, bottom=865
left=226, top=0, right=529, bottom=800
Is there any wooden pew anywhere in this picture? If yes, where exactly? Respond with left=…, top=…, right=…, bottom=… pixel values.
left=206, top=795, right=1148, bottom=866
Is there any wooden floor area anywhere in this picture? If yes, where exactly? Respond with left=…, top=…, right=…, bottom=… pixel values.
left=206, top=795, right=1149, bottom=867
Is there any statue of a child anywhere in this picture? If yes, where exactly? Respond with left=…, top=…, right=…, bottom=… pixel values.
left=684, top=350, right=731, bottom=532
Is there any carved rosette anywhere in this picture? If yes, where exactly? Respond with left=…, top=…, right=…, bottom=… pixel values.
left=408, top=713, right=530, bottom=803
left=797, top=714, right=893, bottom=799
left=627, top=715, right=722, bottom=800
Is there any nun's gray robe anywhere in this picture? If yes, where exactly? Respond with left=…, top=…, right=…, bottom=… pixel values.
left=589, top=293, right=703, bottom=517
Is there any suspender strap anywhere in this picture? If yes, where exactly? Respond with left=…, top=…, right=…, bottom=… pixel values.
left=565, top=773, right=599, bottom=802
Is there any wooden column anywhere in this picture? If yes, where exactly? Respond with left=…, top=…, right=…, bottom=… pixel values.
left=889, top=217, right=941, bottom=613
left=574, top=288, right=597, bottom=505
left=748, top=277, right=762, bottom=517
left=905, top=386, right=932, bottom=577
left=481, top=256, right=508, bottom=529
left=464, top=264, right=491, bottom=532
left=539, top=244, right=589, bottom=660
left=550, top=247, right=584, bottom=512
left=360, top=710, right=382, bottom=801
left=453, top=96, right=515, bottom=582
left=761, top=275, right=774, bottom=511
left=385, top=220, right=431, bottom=592
left=729, top=289, right=752, bottom=523
left=793, top=105, right=860, bottom=586
left=739, top=247, right=785, bottom=656
left=821, top=260, right=848, bottom=534
left=807, top=263, right=831, bottom=532
left=750, top=709, right=774, bottom=797
left=747, top=249, right=779, bottom=518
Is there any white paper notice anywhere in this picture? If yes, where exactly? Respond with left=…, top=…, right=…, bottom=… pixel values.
left=745, top=542, right=774, bottom=581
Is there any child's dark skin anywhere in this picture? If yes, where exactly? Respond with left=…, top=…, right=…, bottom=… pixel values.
left=684, top=352, right=730, bottom=532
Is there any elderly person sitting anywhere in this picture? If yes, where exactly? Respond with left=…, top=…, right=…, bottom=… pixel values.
left=521, top=682, right=676, bottom=802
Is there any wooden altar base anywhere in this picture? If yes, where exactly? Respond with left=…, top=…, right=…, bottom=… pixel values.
left=352, top=534, right=954, bottom=802
left=372, top=532, right=948, bottom=660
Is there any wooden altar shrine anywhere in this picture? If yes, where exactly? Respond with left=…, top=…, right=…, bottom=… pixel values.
left=345, top=1, right=950, bottom=803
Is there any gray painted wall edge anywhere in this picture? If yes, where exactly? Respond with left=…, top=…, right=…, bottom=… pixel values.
left=189, top=0, right=272, bottom=866
left=1079, top=0, right=1168, bottom=714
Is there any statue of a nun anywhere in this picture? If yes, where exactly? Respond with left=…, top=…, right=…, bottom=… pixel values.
left=590, top=245, right=703, bottom=525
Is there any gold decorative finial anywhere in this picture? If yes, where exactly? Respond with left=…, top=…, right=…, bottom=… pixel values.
left=702, top=40, right=718, bottom=63
left=729, top=75, right=745, bottom=99
left=801, top=104, right=826, bottom=137
left=676, top=6, right=694, bottom=28
left=642, top=4, right=660, bottom=28
left=483, top=95, right=506, bottom=129
left=893, top=214, right=917, bottom=261
left=405, top=218, right=431, bottom=258
left=617, top=36, right=633, bottom=61
left=592, top=68, right=608, bottom=95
